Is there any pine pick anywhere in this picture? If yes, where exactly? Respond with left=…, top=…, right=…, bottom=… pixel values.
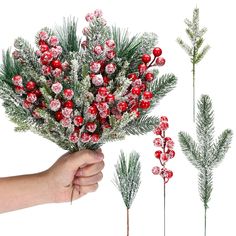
left=113, top=151, right=141, bottom=236
left=177, top=7, right=210, bottom=122
left=178, top=94, right=233, bottom=236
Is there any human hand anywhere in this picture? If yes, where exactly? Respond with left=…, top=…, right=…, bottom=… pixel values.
left=45, top=149, right=104, bottom=203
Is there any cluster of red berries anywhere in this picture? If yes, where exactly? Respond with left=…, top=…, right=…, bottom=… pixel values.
left=152, top=116, right=175, bottom=184
left=10, top=10, right=166, bottom=146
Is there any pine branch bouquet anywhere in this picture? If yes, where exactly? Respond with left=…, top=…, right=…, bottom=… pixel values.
left=0, top=9, right=177, bottom=152
left=179, top=95, right=233, bottom=236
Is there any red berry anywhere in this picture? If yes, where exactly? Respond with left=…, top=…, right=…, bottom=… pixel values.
left=88, top=106, right=98, bottom=115
left=155, top=150, right=162, bottom=159
left=142, top=54, right=151, bottom=64
left=145, top=72, right=154, bottom=82
left=138, top=63, right=147, bottom=74
left=153, top=127, right=162, bottom=135
left=81, top=133, right=91, bottom=143
left=103, top=76, right=110, bottom=85
left=86, top=122, right=97, bottom=133
left=128, top=73, right=138, bottom=81
left=26, top=92, right=37, bottom=103
left=74, top=116, right=84, bottom=126
left=167, top=149, right=175, bottom=158
left=106, top=94, right=115, bottom=103
left=51, top=60, right=62, bottom=69
left=26, top=81, right=36, bottom=91
left=64, top=100, right=74, bottom=108
left=153, top=47, right=162, bottom=57
left=34, top=89, right=42, bottom=97
left=167, top=170, right=173, bottom=178
left=165, top=137, right=172, bottom=142
left=12, top=75, right=23, bottom=86
left=98, top=87, right=108, bottom=97
left=156, top=57, right=166, bottom=66
left=139, top=100, right=150, bottom=109
left=55, top=111, right=64, bottom=121
left=143, top=91, right=153, bottom=100
left=15, top=85, right=24, bottom=94
left=63, top=89, right=74, bottom=100
left=159, top=122, right=169, bottom=131
left=117, top=101, right=128, bottom=112
left=38, top=40, right=47, bottom=46
left=40, top=51, right=53, bottom=65
left=160, top=116, right=168, bottom=122
left=140, top=83, right=147, bottom=91
left=40, top=44, right=49, bottom=53
left=131, top=87, right=141, bottom=96
left=91, top=133, right=100, bottom=142
left=161, top=153, right=169, bottom=161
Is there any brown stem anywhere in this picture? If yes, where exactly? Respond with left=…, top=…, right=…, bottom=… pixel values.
left=127, top=208, right=129, bottom=236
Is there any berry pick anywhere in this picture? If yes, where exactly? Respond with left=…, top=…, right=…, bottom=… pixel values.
left=152, top=116, right=175, bottom=236
left=0, top=10, right=177, bottom=152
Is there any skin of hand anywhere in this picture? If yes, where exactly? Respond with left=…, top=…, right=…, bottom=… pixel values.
left=0, top=149, right=104, bottom=213
left=47, top=149, right=105, bottom=203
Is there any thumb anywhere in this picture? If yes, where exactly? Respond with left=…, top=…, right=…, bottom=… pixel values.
left=69, top=149, right=104, bottom=168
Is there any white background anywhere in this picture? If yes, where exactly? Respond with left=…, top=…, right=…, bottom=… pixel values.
left=0, top=0, right=236, bottom=235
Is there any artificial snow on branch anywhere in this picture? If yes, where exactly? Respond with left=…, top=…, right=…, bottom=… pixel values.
left=113, top=150, right=141, bottom=236
left=178, top=95, right=233, bottom=236
left=0, top=9, right=177, bottom=152
left=177, top=7, right=210, bottom=122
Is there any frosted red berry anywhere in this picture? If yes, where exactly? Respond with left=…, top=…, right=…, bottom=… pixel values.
left=26, top=81, right=36, bottom=91
left=138, top=63, right=147, bottom=74
left=131, top=87, right=141, bottom=96
left=74, top=116, right=84, bottom=126
left=117, top=101, right=128, bottom=112
left=145, top=72, right=154, bottom=82
left=156, top=57, right=166, bottom=66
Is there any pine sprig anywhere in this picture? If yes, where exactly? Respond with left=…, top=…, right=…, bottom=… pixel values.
left=113, top=150, right=141, bottom=236
left=147, top=73, right=177, bottom=113
left=113, top=150, right=141, bottom=209
left=0, top=50, right=22, bottom=85
left=210, top=129, right=233, bottom=167
left=198, top=168, right=213, bottom=209
left=56, top=17, right=81, bottom=54
left=177, top=7, right=210, bottom=122
left=124, top=115, right=159, bottom=136
left=178, top=131, right=203, bottom=169
left=178, top=94, right=233, bottom=236
left=112, top=27, right=141, bottom=61
left=196, top=94, right=214, bottom=162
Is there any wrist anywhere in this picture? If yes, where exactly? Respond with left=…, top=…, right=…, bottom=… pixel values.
left=36, top=170, right=55, bottom=204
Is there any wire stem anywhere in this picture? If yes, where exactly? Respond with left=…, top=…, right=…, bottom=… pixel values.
left=192, top=47, right=196, bottom=123
left=204, top=207, right=207, bottom=236
left=127, top=208, right=130, bottom=236
left=164, top=181, right=166, bottom=236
